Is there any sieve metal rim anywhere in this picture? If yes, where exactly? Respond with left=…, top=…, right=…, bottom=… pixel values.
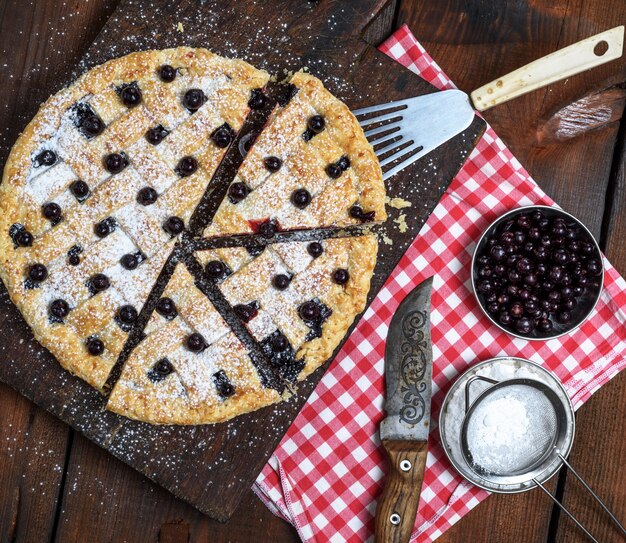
left=439, top=357, right=576, bottom=494
left=460, top=378, right=567, bottom=484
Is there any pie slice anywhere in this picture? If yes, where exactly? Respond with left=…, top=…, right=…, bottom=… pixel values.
left=107, top=263, right=281, bottom=424
left=0, top=48, right=269, bottom=389
left=205, top=72, right=386, bottom=237
left=107, top=235, right=376, bottom=424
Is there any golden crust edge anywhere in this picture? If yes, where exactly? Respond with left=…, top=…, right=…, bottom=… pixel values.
left=107, top=383, right=284, bottom=425
left=296, top=234, right=377, bottom=380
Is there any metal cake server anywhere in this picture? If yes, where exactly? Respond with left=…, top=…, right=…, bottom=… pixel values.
left=354, top=26, right=623, bottom=181
left=354, top=90, right=474, bottom=181
left=375, top=277, right=433, bottom=543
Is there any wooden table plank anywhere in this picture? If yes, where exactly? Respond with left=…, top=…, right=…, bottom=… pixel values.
left=0, top=387, right=67, bottom=543
left=397, top=0, right=626, bottom=222
left=53, top=433, right=299, bottom=542
left=398, top=1, right=626, bottom=542
left=553, top=126, right=626, bottom=542
left=554, top=379, right=626, bottom=542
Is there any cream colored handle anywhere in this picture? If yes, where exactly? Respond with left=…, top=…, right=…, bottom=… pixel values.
left=470, top=26, right=624, bottom=112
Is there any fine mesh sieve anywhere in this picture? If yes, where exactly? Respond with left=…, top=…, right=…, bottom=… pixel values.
left=462, top=381, right=558, bottom=476
left=459, top=376, right=626, bottom=543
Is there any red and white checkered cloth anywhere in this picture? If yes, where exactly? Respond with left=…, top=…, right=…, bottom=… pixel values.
left=253, top=25, right=626, bottom=542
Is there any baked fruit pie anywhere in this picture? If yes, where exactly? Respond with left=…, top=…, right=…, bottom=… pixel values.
left=0, top=48, right=385, bottom=424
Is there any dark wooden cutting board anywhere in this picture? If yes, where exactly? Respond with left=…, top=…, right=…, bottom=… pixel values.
left=0, top=0, right=484, bottom=521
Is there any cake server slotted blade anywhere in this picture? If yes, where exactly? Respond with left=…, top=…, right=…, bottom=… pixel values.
left=353, top=90, right=474, bottom=181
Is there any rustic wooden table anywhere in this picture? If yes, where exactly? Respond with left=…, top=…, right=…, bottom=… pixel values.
left=1, top=1, right=625, bottom=542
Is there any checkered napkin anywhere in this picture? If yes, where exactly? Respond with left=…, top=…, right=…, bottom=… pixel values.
left=252, top=25, right=626, bottom=542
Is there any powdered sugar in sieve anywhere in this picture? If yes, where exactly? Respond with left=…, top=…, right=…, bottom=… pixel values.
left=441, top=358, right=626, bottom=542
left=464, top=384, right=557, bottom=475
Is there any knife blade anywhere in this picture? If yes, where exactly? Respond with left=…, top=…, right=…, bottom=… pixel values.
left=375, top=277, right=433, bottom=543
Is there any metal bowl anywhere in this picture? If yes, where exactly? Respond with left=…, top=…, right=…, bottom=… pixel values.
left=439, top=356, right=575, bottom=493
left=471, top=205, right=604, bottom=341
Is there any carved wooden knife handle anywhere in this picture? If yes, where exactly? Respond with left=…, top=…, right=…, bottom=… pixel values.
left=374, top=439, right=428, bottom=543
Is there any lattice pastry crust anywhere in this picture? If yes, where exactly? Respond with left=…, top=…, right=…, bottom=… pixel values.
left=0, top=48, right=385, bottom=424
left=207, top=72, right=386, bottom=236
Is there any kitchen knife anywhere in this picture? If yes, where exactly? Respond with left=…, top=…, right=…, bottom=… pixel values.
left=375, top=277, right=433, bottom=543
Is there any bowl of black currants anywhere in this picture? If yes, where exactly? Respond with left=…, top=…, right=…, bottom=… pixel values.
left=472, top=205, right=604, bottom=340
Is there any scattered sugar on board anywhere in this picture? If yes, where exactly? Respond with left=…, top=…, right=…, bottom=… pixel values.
left=69, top=0, right=362, bottom=102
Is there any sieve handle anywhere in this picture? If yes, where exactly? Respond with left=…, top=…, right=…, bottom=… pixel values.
left=464, top=375, right=499, bottom=414
left=533, top=479, right=599, bottom=543
left=558, top=455, right=626, bottom=536
left=533, top=456, right=626, bottom=543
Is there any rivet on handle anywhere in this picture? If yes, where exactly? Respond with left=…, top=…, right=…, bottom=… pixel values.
left=390, top=513, right=401, bottom=525
left=400, top=459, right=412, bottom=471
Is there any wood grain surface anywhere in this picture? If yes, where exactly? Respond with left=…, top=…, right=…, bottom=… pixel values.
left=1, top=0, right=625, bottom=542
